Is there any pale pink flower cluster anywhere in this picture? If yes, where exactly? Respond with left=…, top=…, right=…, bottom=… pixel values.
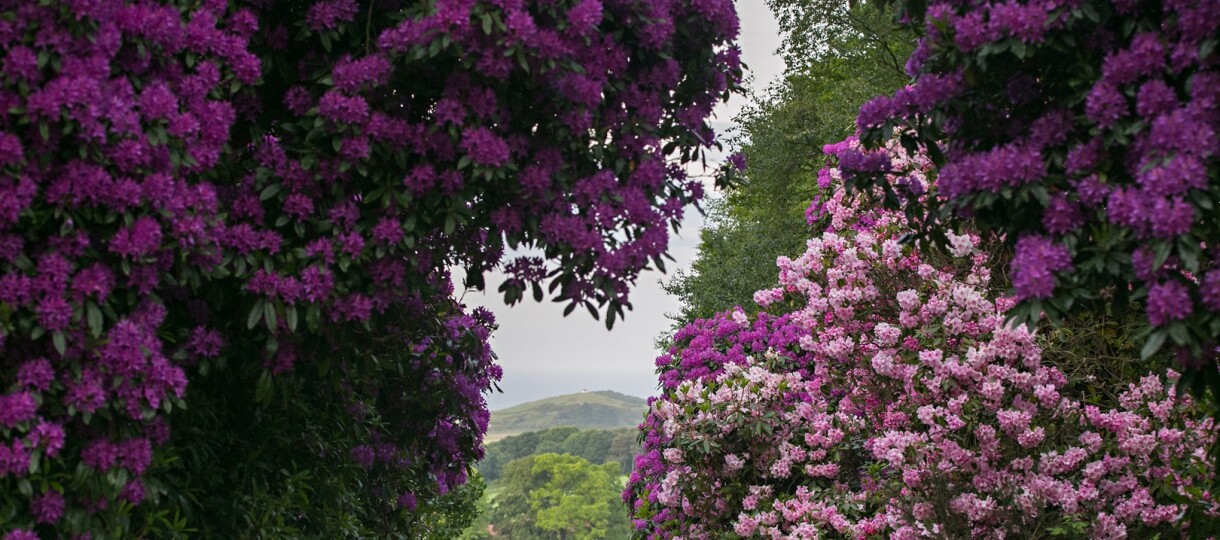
left=626, top=138, right=1217, bottom=539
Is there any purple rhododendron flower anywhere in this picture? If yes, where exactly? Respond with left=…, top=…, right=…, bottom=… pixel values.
left=990, top=1, right=1046, bottom=42
left=937, top=144, right=1044, bottom=198
left=459, top=127, right=510, bottom=167
left=35, top=295, right=71, bottom=332
left=0, top=439, right=30, bottom=476
left=118, top=438, right=153, bottom=474
left=1136, top=80, right=1179, bottom=118
left=0, top=391, right=36, bottom=428
left=306, top=0, right=358, bottom=31
left=317, top=91, right=369, bottom=124
left=1201, top=271, right=1220, bottom=312
left=283, top=193, right=315, bottom=219
left=71, top=264, right=115, bottom=301
left=1148, top=197, right=1194, bottom=238
left=1064, top=139, right=1103, bottom=176
left=186, top=326, right=223, bottom=358
left=1130, top=246, right=1160, bottom=281
left=2, top=47, right=39, bottom=83
left=109, top=217, right=162, bottom=259
left=1137, top=155, right=1207, bottom=197
left=805, top=201, right=824, bottom=225
left=727, top=151, right=747, bottom=172
left=31, top=421, right=65, bottom=456
left=1102, top=33, right=1165, bottom=86
left=65, top=371, right=107, bottom=414
left=1148, top=108, right=1218, bottom=157
left=372, top=217, right=404, bottom=245
left=1147, top=280, right=1192, bottom=326
left=17, top=359, right=54, bottom=391
left=857, top=95, right=893, bottom=130
left=397, top=491, right=418, bottom=510
left=351, top=445, right=376, bottom=469
left=836, top=149, right=891, bottom=179
left=1010, top=235, right=1072, bottom=300
left=1085, top=83, right=1127, bottom=128
left=953, top=11, right=989, bottom=51
left=120, top=480, right=145, bottom=504
left=81, top=440, right=118, bottom=471
left=567, top=0, right=603, bottom=35
left=331, top=55, right=391, bottom=92
left=31, top=491, right=65, bottom=524
left=0, top=132, right=23, bottom=166
left=284, top=86, right=313, bottom=114
left=1042, top=194, right=1082, bottom=234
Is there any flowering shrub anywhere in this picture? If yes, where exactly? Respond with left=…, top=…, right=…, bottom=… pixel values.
left=847, top=0, right=1220, bottom=367
left=0, top=0, right=740, bottom=536
left=626, top=139, right=1218, bottom=538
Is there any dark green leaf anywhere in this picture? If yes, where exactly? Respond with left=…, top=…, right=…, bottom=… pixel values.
left=255, top=370, right=274, bottom=403
left=263, top=302, right=278, bottom=332
left=52, top=332, right=66, bottom=355
left=247, top=300, right=264, bottom=330
left=86, top=303, right=104, bottom=338
left=1141, top=330, right=1167, bottom=359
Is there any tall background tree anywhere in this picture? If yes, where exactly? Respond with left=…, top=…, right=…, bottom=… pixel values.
left=663, top=0, right=915, bottom=325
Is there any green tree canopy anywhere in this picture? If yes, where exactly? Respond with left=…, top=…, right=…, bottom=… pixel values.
left=473, top=453, right=629, bottom=540
left=530, top=455, right=623, bottom=540
left=479, top=427, right=638, bottom=482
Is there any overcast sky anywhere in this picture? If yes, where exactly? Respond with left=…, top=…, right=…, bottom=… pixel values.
left=467, top=4, right=787, bottom=409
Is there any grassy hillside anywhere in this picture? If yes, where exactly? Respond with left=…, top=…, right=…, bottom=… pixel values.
left=486, top=390, right=648, bottom=441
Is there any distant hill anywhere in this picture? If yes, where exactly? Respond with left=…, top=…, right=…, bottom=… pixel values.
left=486, top=390, right=648, bottom=442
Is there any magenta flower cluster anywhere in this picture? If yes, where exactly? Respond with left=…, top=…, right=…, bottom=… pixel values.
left=851, top=0, right=1220, bottom=362
left=0, top=0, right=739, bottom=535
left=626, top=138, right=1218, bottom=539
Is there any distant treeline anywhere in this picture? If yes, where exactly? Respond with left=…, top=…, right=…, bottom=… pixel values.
left=479, top=426, right=639, bottom=482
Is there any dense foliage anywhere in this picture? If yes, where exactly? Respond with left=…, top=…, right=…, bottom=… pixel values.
left=627, top=138, right=1218, bottom=538
left=0, top=0, right=740, bottom=536
left=480, top=426, right=639, bottom=482
left=848, top=0, right=1220, bottom=376
left=156, top=296, right=498, bottom=537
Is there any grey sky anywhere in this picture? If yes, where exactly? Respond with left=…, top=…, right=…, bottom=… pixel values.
left=467, top=3, right=787, bottom=409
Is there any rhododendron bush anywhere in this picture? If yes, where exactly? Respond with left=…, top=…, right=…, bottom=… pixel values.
left=626, top=139, right=1218, bottom=539
left=0, top=0, right=740, bottom=536
left=847, top=0, right=1220, bottom=372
